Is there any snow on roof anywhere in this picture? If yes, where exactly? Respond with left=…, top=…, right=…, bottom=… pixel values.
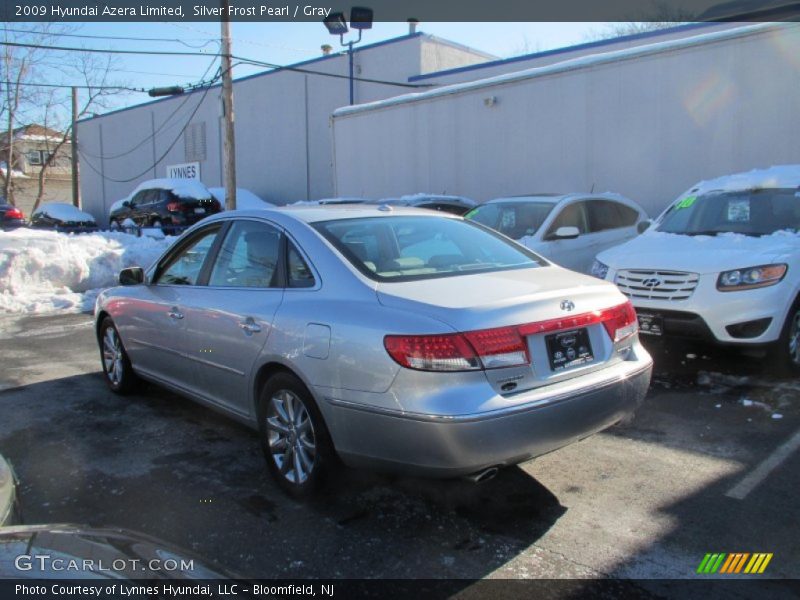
left=130, top=178, right=212, bottom=200
left=334, top=22, right=788, bottom=118
left=33, top=203, right=95, bottom=222
left=681, top=165, right=800, bottom=197
left=397, top=193, right=476, bottom=205
left=208, top=187, right=275, bottom=210
left=0, top=162, right=28, bottom=179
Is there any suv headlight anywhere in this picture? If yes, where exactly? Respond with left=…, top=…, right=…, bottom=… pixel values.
left=717, top=264, right=787, bottom=291
left=590, top=260, right=609, bottom=279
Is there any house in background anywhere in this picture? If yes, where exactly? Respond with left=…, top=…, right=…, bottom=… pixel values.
left=0, top=124, right=73, bottom=218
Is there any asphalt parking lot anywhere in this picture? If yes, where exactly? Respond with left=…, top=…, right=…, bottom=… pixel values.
left=1, top=312, right=798, bottom=596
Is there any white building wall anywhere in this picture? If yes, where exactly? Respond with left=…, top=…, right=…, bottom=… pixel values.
left=77, top=33, right=490, bottom=224
left=410, top=23, right=739, bottom=87
left=332, top=24, right=800, bottom=217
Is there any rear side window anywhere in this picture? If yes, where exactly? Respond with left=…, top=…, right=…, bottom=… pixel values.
left=209, top=221, right=281, bottom=288
left=586, top=200, right=639, bottom=232
left=466, top=202, right=555, bottom=239
left=315, top=216, right=545, bottom=282
left=288, top=243, right=315, bottom=288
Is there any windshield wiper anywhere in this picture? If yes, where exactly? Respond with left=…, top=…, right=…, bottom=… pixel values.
left=684, top=230, right=721, bottom=236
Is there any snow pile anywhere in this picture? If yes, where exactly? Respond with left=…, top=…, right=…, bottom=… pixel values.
left=209, top=187, right=275, bottom=210
left=33, top=203, right=95, bottom=223
left=0, top=228, right=174, bottom=314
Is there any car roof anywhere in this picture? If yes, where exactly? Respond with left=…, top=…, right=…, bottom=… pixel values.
left=203, top=205, right=458, bottom=226
left=484, top=192, right=634, bottom=205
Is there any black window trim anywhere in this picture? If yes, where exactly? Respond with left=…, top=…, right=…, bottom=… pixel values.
left=152, top=221, right=228, bottom=286
left=201, top=217, right=287, bottom=290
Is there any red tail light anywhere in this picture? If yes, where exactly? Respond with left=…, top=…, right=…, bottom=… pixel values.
left=211, top=198, right=221, bottom=211
left=384, top=300, right=637, bottom=372
left=463, top=326, right=528, bottom=369
left=601, top=300, right=638, bottom=342
left=5, top=208, right=23, bottom=219
left=384, top=333, right=480, bottom=371
left=166, top=201, right=182, bottom=212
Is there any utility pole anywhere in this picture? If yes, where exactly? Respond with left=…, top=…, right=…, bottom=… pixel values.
left=71, top=86, right=81, bottom=208
left=220, top=1, right=237, bottom=211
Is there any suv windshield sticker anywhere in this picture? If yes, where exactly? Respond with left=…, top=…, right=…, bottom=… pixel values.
left=727, top=198, right=751, bottom=222
left=676, top=195, right=697, bottom=209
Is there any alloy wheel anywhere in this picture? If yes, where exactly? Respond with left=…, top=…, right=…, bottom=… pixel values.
left=265, top=389, right=317, bottom=484
left=102, top=327, right=124, bottom=386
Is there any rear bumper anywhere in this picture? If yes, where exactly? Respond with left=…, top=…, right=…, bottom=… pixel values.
left=323, top=357, right=652, bottom=478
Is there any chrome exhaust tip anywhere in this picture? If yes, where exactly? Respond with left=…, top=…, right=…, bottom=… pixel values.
left=464, top=466, right=499, bottom=483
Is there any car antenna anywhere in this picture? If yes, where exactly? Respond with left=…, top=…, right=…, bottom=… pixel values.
left=590, top=182, right=595, bottom=193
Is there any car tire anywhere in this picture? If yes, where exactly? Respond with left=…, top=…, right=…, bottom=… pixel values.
left=258, top=372, right=335, bottom=498
left=769, top=300, right=800, bottom=376
left=109, top=219, right=120, bottom=231
left=151, top=219, right=164, bottom=230
left=99, top=317, right=139, bottom=394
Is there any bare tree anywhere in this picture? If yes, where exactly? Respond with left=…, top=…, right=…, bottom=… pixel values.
left=0, top=24, right=125, bottom=208
left=32, top=52, right=119, bottom=213
left=587, top=1, right=696, bottom=41
left=0, top=24, right=61, bottom=204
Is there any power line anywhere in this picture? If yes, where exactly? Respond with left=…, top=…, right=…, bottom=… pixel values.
left=1, top=26, right=219, bottom=49
left=0, top=40, right=218, bottom=57
left=0, top=40, right=433, bottom=89
left=1, top=80, right=145, bottom=92
left=79, top=73, right=218, bottom=183
left=78, top=57, right=220, bottom=161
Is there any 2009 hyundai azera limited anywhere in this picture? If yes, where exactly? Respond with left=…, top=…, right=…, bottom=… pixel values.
left=95, top=206, right=652, bottom=496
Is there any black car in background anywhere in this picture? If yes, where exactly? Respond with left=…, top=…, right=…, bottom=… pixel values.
left=0, top=202, right=26, bottom=230
left=30, top=203, right=98, bottom=233
left=109, top=180, right=222, bottom=233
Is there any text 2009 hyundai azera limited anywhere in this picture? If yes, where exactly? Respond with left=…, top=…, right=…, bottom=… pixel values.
left=95, top=206, right=652, bottom=496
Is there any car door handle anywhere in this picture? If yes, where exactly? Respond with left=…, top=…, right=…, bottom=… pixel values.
left=239, top=320, right=261, bottom=334
left=168, top=309, right=184, bottom=320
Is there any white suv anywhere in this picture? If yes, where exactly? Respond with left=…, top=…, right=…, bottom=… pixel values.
left=593, top=166, right=800, bottom=373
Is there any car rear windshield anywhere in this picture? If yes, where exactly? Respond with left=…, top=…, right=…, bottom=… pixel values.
left=465, top=201, right=555, bottom=239
left=657, top=188, right=800, bottom=236
left=314, top=216, right=546, bottom=281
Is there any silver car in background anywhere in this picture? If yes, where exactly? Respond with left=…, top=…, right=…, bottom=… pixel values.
left=95, top=206, right=652, bottom=497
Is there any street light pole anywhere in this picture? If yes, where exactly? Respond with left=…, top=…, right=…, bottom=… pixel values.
left=220, top=0, right=237, bottom=211
left=323, top=8, right=372, bottom=106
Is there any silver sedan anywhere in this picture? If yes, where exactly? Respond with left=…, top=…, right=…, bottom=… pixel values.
left=95, top=206, right=652, bottom=497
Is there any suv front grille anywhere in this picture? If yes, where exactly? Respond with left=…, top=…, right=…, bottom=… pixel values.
left=615, top=270, right=699, bottom=301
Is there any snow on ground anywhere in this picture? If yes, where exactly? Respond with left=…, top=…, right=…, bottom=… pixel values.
left=0, top=228, right=173, bottom=314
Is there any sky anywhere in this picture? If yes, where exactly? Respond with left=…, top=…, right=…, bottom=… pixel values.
left=60, top=21, right=607, bottom=112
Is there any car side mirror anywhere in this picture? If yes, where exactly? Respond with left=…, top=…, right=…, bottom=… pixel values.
left=552, top=226, right=580, bottom=240
left=119, top=267, right=144, bottom=286
left=637, top=220, right=652, bottom=234
left=122, top=200, right=131, bottom=208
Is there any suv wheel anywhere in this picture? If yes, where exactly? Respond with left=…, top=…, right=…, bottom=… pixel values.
left=770, top=301, right=800, bottom=376
left=258, top=373, right=335, bottom=498
left=109, top=219, right=120, bottom=231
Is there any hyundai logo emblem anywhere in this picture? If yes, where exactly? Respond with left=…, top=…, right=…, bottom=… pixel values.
left=560, top=300, right=575, bottom=312
left=642, top=277, right=663, bottom=288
